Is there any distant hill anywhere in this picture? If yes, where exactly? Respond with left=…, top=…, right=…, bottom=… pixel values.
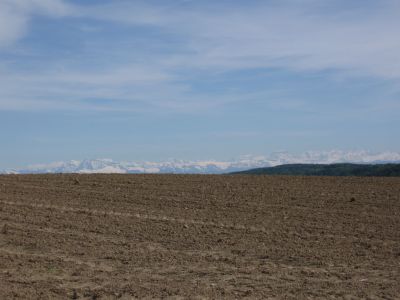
left=231, top=163, right=400, bottom=177
left=2, top=151, right=400, bottom=175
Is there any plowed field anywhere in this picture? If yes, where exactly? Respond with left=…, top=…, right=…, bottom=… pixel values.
left=0, top=174, right=399, bottom=299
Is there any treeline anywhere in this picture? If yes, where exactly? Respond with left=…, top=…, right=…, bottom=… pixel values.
left=232, top=163, right=400, bottom=177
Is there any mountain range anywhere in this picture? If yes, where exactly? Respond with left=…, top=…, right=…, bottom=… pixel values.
left=2, top=150, right=400, bottom=174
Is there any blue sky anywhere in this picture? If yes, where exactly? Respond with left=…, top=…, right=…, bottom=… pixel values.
left=1, top=0, right=400, bottom=168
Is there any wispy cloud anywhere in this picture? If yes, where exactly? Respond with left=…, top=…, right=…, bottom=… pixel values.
left=80, top=0, right=400, bottom=78
left=0, top=0, right=72, bottom=48
left=0, top=0, right=400, bottom=113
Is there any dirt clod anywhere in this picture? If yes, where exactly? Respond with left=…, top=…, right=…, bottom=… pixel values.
left=1, top=224, right=8, bottom=234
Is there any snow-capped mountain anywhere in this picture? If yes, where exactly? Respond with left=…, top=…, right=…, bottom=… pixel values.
left=2, top=150, right=400, bottom=174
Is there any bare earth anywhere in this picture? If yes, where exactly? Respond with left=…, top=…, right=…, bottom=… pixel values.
left=0, top=174, right=399, bottom=299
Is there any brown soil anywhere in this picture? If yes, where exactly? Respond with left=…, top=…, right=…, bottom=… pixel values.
left=0, top=174, right=399, bottom=299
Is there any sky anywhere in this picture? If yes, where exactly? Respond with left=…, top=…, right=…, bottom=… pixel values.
left=0, top=0, right=400, bottom=169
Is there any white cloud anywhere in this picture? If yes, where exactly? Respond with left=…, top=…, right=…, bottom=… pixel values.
left=1, top=0, right=400, bottom=112
left=0, top=0, right=73, bottom=48
left=3, top=1, right=400, bottom=78
left=81, top=0, right=400, bottom=79
left=0, top=2, right=28, bottom=47
left=11, top=0, right=72, bottom=15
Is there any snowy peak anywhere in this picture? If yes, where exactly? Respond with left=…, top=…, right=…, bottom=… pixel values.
left=2, top=151, right=400, bottom=174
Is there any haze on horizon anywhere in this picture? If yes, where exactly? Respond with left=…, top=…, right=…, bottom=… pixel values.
left=1, top=0, right=399, bottom=169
